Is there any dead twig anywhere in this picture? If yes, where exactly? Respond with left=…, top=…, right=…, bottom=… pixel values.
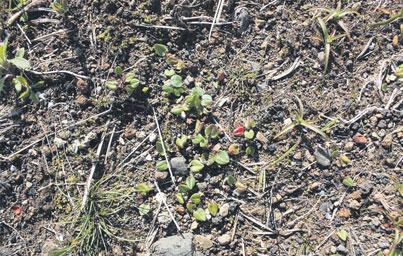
left=154, top=182, right=182, bottom=234
left=153, top=108, right=176, bottom=185
left=208, top=0, right=225, bottom=41
left=79, top=121, right=109, bottom=213
left=27, top=69, right=91, bottom=80
left=7, top=0, right=46, bottom=26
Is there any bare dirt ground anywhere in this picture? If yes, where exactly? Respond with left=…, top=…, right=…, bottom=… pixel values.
left=0, top=0, right=402, bottom=255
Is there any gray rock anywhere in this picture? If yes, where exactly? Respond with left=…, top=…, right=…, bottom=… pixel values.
left=58, top=130, right=71, bottom=140
left=170, top=157, right=188, bottom=176
left=314, top=147, right=332, bottom=167
left=219, top=203, right=230, bottom=217
left=217, top=233, right=231, bottom=245
left=235, top=7, right=250, bottom=33
left=151, top=233, right=193, bottom=256
left=318, top=51, right=325, bottom=63
left=344, top=142, right=354, bottom=151
left=211, top=216, right=223, bottom=225
left=194, top=235, right=213, bottom=250
left=336, top=244, right=348, bottom=254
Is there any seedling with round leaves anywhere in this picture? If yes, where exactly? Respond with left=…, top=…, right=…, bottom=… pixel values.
left=191, top=124, right=219, bottom=148
left=176, top=176, right=204, bottom=214
left=153, top=43, right=168, bottom=57
left=0, top=39, right=37, bottom=99
left=317, top=17, right=346, bottom=73
left=12, top=75, right=43, bottom=102
left=105, top=71, right=141, bottom=96
left=0, top=38, right=31, bottom=72
left=172, top=87, right=212, bottom=117
left=274, top=95, right=328, bottom=140
left=163, top=74, right=185, bottom=97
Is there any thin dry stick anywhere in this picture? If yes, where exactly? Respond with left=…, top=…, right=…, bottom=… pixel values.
left=314, top=229, right=335, bottom=252
left=154, top=181, right=182, bottom=234
left=7, top=0, right=46, bottom=26
left=286, top=198, right=320, bottom=228
left=79, top=122, right=109, bottom=213
left=153, top=108, right=175, bottom=185
left=239, top=211, right=274, bottom=232
left=17, top=23, right=32, bottom=45
left=31, top=29, right=68, bottom=42
left=208, top=0, right=225, bottom=41
left=104, top=125, right=116, bottom=165
left=213, top=117, right=233, bottom=142
left=27, top=69, right=91, bottom=80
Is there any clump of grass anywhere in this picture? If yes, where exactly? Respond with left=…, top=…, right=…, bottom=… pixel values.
left=316, top=17, right=346, bottom=73
left=51, top=175, right=144, bottom=255
left=274, top=95, right=328, bottom=140
left=311, top=2, right=360, bottom=23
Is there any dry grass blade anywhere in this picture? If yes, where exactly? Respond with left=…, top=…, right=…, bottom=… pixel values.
left=317, top=18, right=330, bottom=73
left=208, top=0, right=225, bottom=41
left=372, top=10, right=403, bottom=26
left=153, top=108, right=176, bottom=185
left=299, top=120, right=329, bottom=139
left=273, top=123, right=296, bottom=140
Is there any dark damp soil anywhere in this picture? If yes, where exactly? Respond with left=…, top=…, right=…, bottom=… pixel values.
left=0, top=1, right=402, bottom=255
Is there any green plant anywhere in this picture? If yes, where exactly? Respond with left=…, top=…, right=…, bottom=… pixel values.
left=138, top=203, right=151, bottom=216
left=125, top=73, right=140, bottom=95
left=156, top=160, right=168, bottom=171
left=153, top=43, right=168, bottom=57
left=207, top=201, right=219, bottom=216
left=396, top=64, right=403, bottom=78
left=274, top=95, right=328, bottom=140
left=214, top=150, right=230, bottom=165
left=0, top=39, right=30, bottom=71
left=0, top=39, right=36, bottom=98
left=176, top=175, right=205, bottom=220
left=185, top=87, right=212, bottom=115
left=193, top=208, right=206, bottom=222
left=337, top=229, right=348, bottom=241
left=312, top=2, right=360, bottom=22
left=191, top=124, right=219, bottom=148
left=12, top=75, right=43, bottom=102
left=342, top=176, right=354, bottom=188
left=105, top=72, right=140, bottom=96
left=317, top=17, right=346, bottom=73
left=190, top=159, right=204, bottom=172
left=171, top=87, right=213, bottom=117
left=176, top=135, right=188, bottom=149
left=50, top=0, right=68, bottom=14
left=163, top=74, right=185, bottom=97
left=52, top=176, right=140, bottom=255
left=135, top=183, right=153, bottom=196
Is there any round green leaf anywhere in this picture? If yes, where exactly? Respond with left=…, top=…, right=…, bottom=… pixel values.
left=214, top=150, right=230, bottom=165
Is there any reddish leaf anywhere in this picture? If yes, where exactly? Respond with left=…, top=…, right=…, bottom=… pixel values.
left=14, top=206, right=22, bottom=215
left=217, top=71, right=225, bottom=82
left=233, top=126, right=245, bottom=136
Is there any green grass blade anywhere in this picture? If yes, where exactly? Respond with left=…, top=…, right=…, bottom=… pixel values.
left=317, top=17, right=329, bottom=41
